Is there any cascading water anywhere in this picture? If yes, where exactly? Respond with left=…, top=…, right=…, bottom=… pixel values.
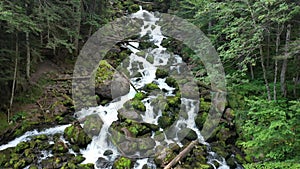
left=0, top=7, right=237, bottom=169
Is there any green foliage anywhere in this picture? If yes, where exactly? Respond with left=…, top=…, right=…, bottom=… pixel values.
left=238, top=98, right=300, bottom=161
left=10, top=111, right=27, bottom=122
left=244, top=161, right=300, bottom=169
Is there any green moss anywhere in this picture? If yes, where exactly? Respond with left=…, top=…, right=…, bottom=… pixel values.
left=113, top=157, right=132, bottom=169
left=95, top=60, right=114, bottom=83
left=130, top=99, right=146, bottom=112
left=144, top=83, right=160, bottom=92
left=158, top=116, right=174, bottom=129
left=165, top=77, right=179, bottom=90
left=134, top=92, right=146, bottom=100
left=195, top=112, right=208, bottom=129
left=199, top=97, right=211, bottom=112
left=128, top=4, right=140, bottom=13
left=167, top=96, right=181, bottom=107
left=78, top=163, right=95, bottom=169
left=15, top=141, right=30, bottom=153
left=146, top=54, right=154, bottom=64
left=64, top=123, right=92, bottom=148
left=155, top=68, right=169, bottom=79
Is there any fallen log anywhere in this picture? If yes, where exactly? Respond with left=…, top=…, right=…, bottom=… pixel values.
left=163, top=140, right=198, bottom=169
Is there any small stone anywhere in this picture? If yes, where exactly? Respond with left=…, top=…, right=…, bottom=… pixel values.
left=103, top=150, right=113, bottom=156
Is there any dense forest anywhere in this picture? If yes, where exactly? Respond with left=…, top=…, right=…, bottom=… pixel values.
left=0, top=0, right=299, bottom=169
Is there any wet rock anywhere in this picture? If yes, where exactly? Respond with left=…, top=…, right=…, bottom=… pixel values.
left=73, top=155, right=86, bottom=164
left=96, top=157, right=113, bottom=168
left=95, top=60, right=130, bottom=100
left=119, top=140, right=138, bottom=155
left=64, top=122, right=92, bottom=148
left=158, top=116, right=174, bottom=129
left=154, top=148, right=175, bottom=167
left=71, top=145, right=80, bottom=153
left=146, top=54, right=154, bottom=64
left=181, top=82, right=199, bottom=99
left=177, top=128, right=198, bottom=141
left=15, top=141, right=30, bottom=153
left=109, top=126, right=126, bottom=144
left=103, top=150, right=113, bottom=156
left=83, top=114, right=103, bottom=137
left=112, top=156, right=133, bottom=169
left=165, top=77, right=179, bottom=90
left=138, top=138, right=156, bottom=151
left=155, top=68, right=169, bottom=79
left=33, top=134, right=48, bottom=141
left=52, top=140, right=68, bottom=153
left=118, top=108, right=143, bottom=122
left=169, top=143, right=181, bottom=153
left=154, top=131, right=165, bottom=142
left=124, top=99, right=146, bottom=112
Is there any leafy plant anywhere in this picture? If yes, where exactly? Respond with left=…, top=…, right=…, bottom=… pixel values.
left=238, top=98, right=300, bottom=161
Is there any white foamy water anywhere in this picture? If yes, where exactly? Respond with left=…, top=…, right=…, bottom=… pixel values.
left=0, top=124, right=70, bottom=151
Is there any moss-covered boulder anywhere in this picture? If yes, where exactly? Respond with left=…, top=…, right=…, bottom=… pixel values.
left=124, top=99, right=146, bottom=112
left=72, top=155, right=86, bottom=164
left=133, top=92, right=146, bottom=100
left=166, top=95, right=181, bottom=108
left=158, top=116, right=174, bottom=129
left=165, top=77, right=179, bottom=90
left=137, top=138, right=156, bottom=151
left=143, top=82, right=160, bottom=92
left=83, top=114, right=103, bottom=137
left=15, top=141, right=30, bottom=153
left=78, top=163, right=95, bottom=169
left=95, top=60, right=130, bottom=100
left=177, top=128, right=198, bottom=141
left=64, top=122, right=92, bottom=148
left=52, top=140, right=68, bottom=153
left=112, top=156, right=133, bottom=169
left=155, top=68, right=169, bottom=79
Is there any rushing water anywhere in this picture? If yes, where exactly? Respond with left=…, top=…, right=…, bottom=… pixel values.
left=0, top=7, right=236, bottom=169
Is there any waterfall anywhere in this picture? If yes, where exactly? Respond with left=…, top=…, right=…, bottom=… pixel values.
left=0, top=7, right=233, bottom=169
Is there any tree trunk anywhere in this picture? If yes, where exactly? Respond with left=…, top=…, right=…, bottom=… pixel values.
left=8, top=33, right=19, bottom=122
left=273, top=24, right=284, bottom=101
left=74, top=0, right=82, bottom=56
left=249, top=63, right=254, bottom=80
left=164, top=140, right=198, bottom=169
left=280, top=24, right=291, bottom=97
left=246, top=1, right=271, bottom=100
left=266, top=29, right=270, bottom=68
left=26, top=32, right=31, bottom=79
left=260, top=45, right=271, bottom=100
